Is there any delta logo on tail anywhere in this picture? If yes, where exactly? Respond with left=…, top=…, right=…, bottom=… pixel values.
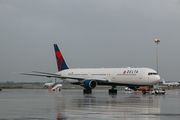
left=54, top=44, right=69, bottom=71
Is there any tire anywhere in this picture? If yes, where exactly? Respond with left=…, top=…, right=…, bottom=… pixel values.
left=114, top=89, right=117, bottom=94
left=109, top=89, right=112, bottom=94
left=109, top=89, right=117, bottom=94
left=142, top=90, right=146, bottom=94
left=83, top=89, right=92, bottom=94
left=83, top=89, right=86, bottom=94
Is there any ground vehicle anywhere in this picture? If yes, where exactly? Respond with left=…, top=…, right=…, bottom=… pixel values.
left=151, top=88, right=165, bottom=94
left=125, top=87, right=131, bottom=91
left=138, top=87, right=149, bottom=91
left=142, top=87, right=165, bottom=95
left=48, top=84, right=62, bottom=92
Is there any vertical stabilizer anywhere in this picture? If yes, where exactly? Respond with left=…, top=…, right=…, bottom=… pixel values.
left=54, top=44, right=69, bottom=71
left=162, top=79, right=166, bottom=84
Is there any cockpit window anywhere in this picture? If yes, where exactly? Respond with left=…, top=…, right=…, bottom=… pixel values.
left=148, top=73, right=158, bottom=75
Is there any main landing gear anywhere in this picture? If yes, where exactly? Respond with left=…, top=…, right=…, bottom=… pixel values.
left=83, top=89, right=92, bottom=94
left=83, top=86, right=118, bottom=94
left=109, top=86, right=117, bottom=94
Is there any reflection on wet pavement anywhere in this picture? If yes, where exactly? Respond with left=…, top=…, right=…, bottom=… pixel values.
left=0, top=89, right=180, bottom=120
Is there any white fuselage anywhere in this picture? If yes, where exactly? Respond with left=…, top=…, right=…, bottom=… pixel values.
left=162, top=82, right=179, bottom=87
left=162, top=79, right=179, bottom=87
left=56, top=68, right=160, bottom=86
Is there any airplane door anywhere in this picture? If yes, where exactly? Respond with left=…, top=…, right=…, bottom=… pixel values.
left=139, top=72, right=142, bottom=79
left=112, top=71, right=116, bottom=80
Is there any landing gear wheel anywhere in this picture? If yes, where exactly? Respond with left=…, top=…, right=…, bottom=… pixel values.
left=83, top=89, right=92, bottom=94
left=109, top=89, right=117, bottom=94
left=56, top=88, right=61, bottom=91
left=142, top=90, right=146, bottom=94
left=109, top=89, right=112, bottom=93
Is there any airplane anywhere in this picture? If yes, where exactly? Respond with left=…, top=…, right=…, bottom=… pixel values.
left=43, top=78, right=58, bottom=88
left=43, top=82, right=55, bottom=88
left=162, top=79, right=179, bottom=87
left=20, top=44, right=160, bottom=94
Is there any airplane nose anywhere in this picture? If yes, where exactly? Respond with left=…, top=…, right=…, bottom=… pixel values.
left=156, top=75, right=161, bottom=82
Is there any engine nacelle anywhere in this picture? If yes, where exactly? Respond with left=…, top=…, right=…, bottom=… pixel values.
left=83, top=80, right=97, bottom=89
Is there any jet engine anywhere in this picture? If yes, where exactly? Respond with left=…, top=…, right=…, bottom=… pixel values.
left=83, top=80, right=97, bottom=89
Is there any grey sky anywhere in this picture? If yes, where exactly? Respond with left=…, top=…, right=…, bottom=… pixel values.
left=0, top=0, right=180, bottom=82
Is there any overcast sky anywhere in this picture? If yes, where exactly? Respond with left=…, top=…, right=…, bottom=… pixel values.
left=0, top=0, right=180, bottom=82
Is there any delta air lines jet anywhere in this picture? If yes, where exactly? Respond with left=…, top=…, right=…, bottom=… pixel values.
left=21, top=44, right=160, bottom=94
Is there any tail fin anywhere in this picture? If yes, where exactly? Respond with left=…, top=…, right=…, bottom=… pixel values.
left=162, top=79, right=166, bottom=84
left=54, top=44, right=69, bottom=71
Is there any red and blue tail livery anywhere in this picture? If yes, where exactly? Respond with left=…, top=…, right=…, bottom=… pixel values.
left=54, top=44, right=69, bottom=71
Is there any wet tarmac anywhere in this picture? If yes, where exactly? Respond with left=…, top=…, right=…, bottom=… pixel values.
left=0, top=89, right=180, bottom=120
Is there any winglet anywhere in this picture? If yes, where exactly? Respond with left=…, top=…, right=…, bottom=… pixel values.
left=54, top=44, right=69, bottom=71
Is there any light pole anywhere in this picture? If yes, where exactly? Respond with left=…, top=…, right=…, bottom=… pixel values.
left=154, top=39, right=161, bottom=87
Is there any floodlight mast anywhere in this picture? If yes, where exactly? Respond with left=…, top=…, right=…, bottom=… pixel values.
left=154, top=39, right=161, bottom=87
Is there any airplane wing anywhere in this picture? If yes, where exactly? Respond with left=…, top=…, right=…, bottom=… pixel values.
left=57, top=76, right=109, bottom=85
left=17, top=71, right=109, bottom=83
left=19, top=72, right=86, bottom=80
left=19, top=72, right=61, bottom=78
left=60, top=76, right=109, bottom=82
left=54, top=75, right=109, bottom=84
